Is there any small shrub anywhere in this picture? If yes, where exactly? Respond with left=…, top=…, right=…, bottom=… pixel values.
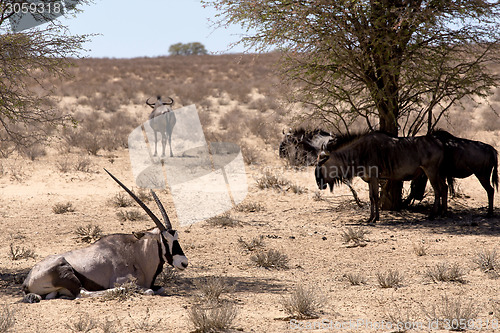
left=424, top=295, right=478, bottom=331
left=312, top=191, right=324, bottom=201
left=256, top=170, right=291, bottom=191
left=281, top=284, right=322, bottom=319
left=52, top=202, right=75, bottom=214
left=116, top=210, right=145, bottom=222
left=377, top=270, right=404, bottom=288
left=206, top=213, right=240, bottom=227
left=413, top=242, right=428, bottom=256
left=188, top=303, right=237, bottom=333
left=9, top=243, right=36, bottom=260
left=341, top=227, right=369, bottom=246
left=110, top=192, right=133, bottom=208
left=194, top=276, right=232, bottom=304
left=251, top=249, right=289, bottom=269
left=100, top=318, right=120, bottom=333
left=101, top=280, right=142, bottom=302
left=0, top=305, right=15, bottom=332
left=74, top=156, right=94, bottom=173
left=235, top=202, right=264, bottom=213
left=65, top=314, right=97, bottom=333
left=473, top=249, right=499, bottom=277
left=240, top=144, right=260, bottom=165
left=426, top=262, right=467, bottom=283
left=134, top=188, right=152, bottom=203
left=56, top=159, right=72, bottom=173
left=238, top=236, right=264, bottom=251
left=21, top=144, right=46, bottom=161
left=290, top=184, right=306, bottom=194
left=75, top=224, right=103, bottom=243
left=154, top=267, right=178, bottom=286
left=344, top=272, right=367, bottom=286
left=130, top=308, right=161, bottom=331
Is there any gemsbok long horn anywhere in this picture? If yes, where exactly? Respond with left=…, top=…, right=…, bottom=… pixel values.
left=150, top=190, right=172, bottom=230
left=104, top=168, right=167, bottom=231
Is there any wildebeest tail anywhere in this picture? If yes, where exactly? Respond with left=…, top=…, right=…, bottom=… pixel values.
left=492, top=149, right=498, bottom=191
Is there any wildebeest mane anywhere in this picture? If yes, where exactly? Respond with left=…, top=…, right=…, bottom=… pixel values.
left=324, top=129, right=371, bottom=152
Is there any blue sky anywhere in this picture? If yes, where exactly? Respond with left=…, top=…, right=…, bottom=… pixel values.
left=58, top=0, right=249, bottom=58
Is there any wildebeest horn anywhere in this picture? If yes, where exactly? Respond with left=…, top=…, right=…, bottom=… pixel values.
left=104, top=169, right=166, bottom=231
left=162, top=97, right=174, bottom=106
left=145, top=97, right=155, bottom=108
left=282, top=129, right=286, bottom=135
left=150, top=190, right=172, bottom=230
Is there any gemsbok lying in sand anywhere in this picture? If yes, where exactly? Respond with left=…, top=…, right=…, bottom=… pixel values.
left=22, top=169, right=188, bottom=302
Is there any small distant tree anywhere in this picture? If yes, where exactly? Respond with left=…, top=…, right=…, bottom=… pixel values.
left=0, top=0, right=92, bottom=157
left=169, top=42, right=208, bottom=56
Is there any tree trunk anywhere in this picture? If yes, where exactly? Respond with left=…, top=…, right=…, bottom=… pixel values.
left=379, top=107, right=403, bottom=210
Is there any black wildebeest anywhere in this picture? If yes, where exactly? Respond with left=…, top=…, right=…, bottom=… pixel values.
left=404, top=130, right=498, bottom=216
left=315, top=132, right=448, bottom=223
left=146, top=96, right=176, bottom=157
left=279, top=128, right=333, bottom=166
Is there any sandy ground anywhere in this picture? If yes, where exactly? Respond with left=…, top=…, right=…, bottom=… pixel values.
left=0, top=139, right=499, bottom=333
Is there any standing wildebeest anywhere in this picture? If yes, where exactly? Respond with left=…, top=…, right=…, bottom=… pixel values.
left=22, top=169, right=188, bottom=302
left=279, top=128, right=333, bottom=166
left=315, top=132, right=448, bottom=223
left=404, top=130, right=498, bottom=216
left=146, top=96, right=176, bottom=157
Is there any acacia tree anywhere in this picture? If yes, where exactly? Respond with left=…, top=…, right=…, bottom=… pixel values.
left=204, top=0, right=500, bottom=209
left=0, top=0, right=91, bottom=156
left=169, top=42, right=208, bottom=56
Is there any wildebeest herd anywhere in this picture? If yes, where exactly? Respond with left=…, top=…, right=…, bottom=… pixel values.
left=280, top=128, right=498, bottom=223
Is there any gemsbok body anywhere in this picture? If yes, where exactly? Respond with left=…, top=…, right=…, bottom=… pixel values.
left=315, top=132, right=448, bottom=223
left=146, top=96, right=176, bottom=157
left=22, top=169, right=188, bottom=302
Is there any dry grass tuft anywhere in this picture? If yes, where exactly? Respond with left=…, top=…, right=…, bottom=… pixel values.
left=116, top=210, right=145, bottom=222
left=235, top=202, right=264, bottom=213
left=344, top=272, right=367, bottom=286
left=194, top=276, right=233, bottom=304
left=423, top=295, right=478, bottom=331
left=340, top=227, right=369, bottom=246
left=281, top=284, right=323, bottom=319
left=473, top=249, right=499, bottom=278
left=75, top=224, right=103, bottom=243
left=0, top=305, right=15, bottom=332
left=206, top=213, right=241, bottom=227
left=65, top=314, right=97, bottom=333
left=413, top=242, right=428, bottom=256
left=251, top=249, right=289, bottom=269
left=256, top=170, right=291, bottom=191
left=154, top=267, right=178, bottom=287
left=109, top=192, right=133, bottom=208
left=52, top=202, right=76, bottom=214
left=130, top=307, right=161, bottom=331
left=238, top=236, right=265, bottom=251
left=188, top=303, right=237, bottom=333
left=9, top=243, right=35, bottom=261
left=101, top=280, right=142, bottom=302
left=425, top=262, right=467, bottom=283
left=377, top=269, right=404, bottom=288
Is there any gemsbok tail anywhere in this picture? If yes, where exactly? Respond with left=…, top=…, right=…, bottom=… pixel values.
left=492, top=149, right=498, bottom=191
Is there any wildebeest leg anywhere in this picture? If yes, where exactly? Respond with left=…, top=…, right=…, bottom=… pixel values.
left=477, top=174, right=495, bottom=216
left=403, top=173, right=427, bottom=207
left=153, top=131, right=158, bottom=156
left=448, top=176, right=456, bottom=197
left=426, top=171, right=447, bottom=218
left=367, top=178, right=379, bottom=223
left=168, top=132, right=173, bottom=157
left=160, top=132, right=167, bottom=157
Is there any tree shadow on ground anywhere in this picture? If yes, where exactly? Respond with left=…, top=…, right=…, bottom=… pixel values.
left=0, top=268, right=29, bottom=298
left=376, top=201, right=500, bottom=235
left=164, top=275, right=286, bottom=297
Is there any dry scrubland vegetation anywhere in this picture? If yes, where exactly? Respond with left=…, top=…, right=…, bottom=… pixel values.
left=0, top=53, right=500, bottom=332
